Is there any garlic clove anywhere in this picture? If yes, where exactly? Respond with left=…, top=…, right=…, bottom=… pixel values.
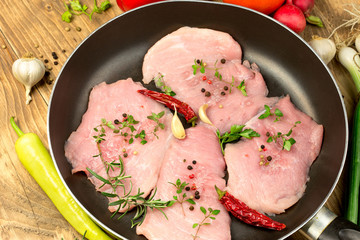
left=308, top=36, right=336, bottom=65
left=171, top=107, right=186, bottom=139
left=12, top=52, right=45, bottom=104
left=199, top=104, right=213, bottom=125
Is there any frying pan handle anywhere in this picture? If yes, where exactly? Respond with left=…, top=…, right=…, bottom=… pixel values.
left=302, top=206, right=360, bottom=240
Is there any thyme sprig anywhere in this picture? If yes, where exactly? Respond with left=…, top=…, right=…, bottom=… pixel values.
left=155, top=74, right=176, bottom=96
left=192, top=59, right=247, bottom=96
left=62, top=0, right=111, bottom=23
left=267, top=121, right=301, bottom=151
left=217, top=124, right=260, bottom=154
left=192, top=207, right=220, bottom=239
left=147, top=111, right=165, bottom=139
left=169, top=179, right=196, bottom=215
left=258, top=105, right=283, bottom=122
left=93, top=116, right=147, bottom=145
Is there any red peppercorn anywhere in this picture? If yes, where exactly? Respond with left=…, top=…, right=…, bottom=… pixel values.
left=207, top=80, right=212, bottom=84
left=189, top=174, right=195, bottom=179
left=191, top=184, right=197, bottom=190
left=202, top=76, right=207, bottom=81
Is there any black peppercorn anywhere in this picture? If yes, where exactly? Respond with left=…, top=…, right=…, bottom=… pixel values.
left=44, top=59, right=49, bottom=63
left=221, top=58, right=226, bottom=64
left=221, top=91, right=226, bottom=96
left=114, top=119, right=120, bottom=124
left=122, top=113, right=127, bottom=118
left=205, top=91, right=211, bottom=97
left=224, top=86, right=229, bottom=91
left=201, top=88, right=206, bottom=93
left=187, top=165, right=193, bottom=170
left=185, top=186, right=190, bottom=191
left=267, top=156, right=272, bottom=161
left=54, top=61, right=58, bottom=65
left=189, top=206, right=194, bottom=211
left=261, top=145, right=265, bottom=149
left=192, top=160, right=197, bottom=165
left=195, top=191, right=199, bottom=195
left=123, top=153, right=128, bottom=158
left=196, top=59, right=201, bottom=64
left=266, top=132, right=270, bottom=137
left=195, top=195, right=200, bottom=199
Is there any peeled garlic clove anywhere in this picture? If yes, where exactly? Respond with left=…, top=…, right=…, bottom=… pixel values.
left=355, top=34, right=360, bottom=53
left=171, top=107, right=186, bottom=139
left=199, top=104, right=213, bottom=125
left=308, top=36, right=336, bottom=65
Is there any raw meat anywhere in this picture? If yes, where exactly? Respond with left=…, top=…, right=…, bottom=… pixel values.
left=64, top=78, right=173, bottom=212
left=224, top=96, right=323, bottom=214
left=142, top=26, right=278, bottom=133
left=136, top=124, right=231, bottom=240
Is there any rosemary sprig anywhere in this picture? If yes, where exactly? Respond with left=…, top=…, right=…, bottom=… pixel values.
left=87, top=156, right=174, bottom=228
left=192, top=207, right=220, bottom=239
left=169, top=179, right=196, bottom=215
left=267, top=121, right=301, bottom=151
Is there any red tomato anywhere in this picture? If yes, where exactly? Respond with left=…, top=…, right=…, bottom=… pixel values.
left=223, top=0, right=286, bottom=15
left=116, top=0, right=164, bottom=12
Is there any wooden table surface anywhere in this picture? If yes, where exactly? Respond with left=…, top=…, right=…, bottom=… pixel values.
left=0, top=0, right=358, bottom=239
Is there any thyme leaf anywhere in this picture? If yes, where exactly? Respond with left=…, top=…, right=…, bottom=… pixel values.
left=266, top=121, right=301, bottom=151
left=192, top=207, right=220, bottom=239
left=155, top=74, right=176, bottom=96
left=168, top=179, right=196, bottom=215
left=216, top=125, right=260, bottom=154
left=258, top=105, right=283, bottom=122
left=147, top=111, right=165, bottom=139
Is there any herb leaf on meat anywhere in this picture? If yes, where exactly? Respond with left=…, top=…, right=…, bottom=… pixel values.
left=216, top=125, right=260, bottom=154
left=258, top=105, right=283, bottom=122
left=169, top=179, right=196, bottom=215
left=147, top=111, right=165, bottom=138
left=155, top=74, right=176, bottom=96
left=266, top=121, right=301, bottom=151
left=192, top=207, right=220, bottom=239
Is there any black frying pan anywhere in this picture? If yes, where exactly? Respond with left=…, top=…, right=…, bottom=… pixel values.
left=48, top=1, right=351, bottom=239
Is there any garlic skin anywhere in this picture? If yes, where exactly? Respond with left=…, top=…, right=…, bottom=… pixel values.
left=199, top=104, right=213, bottom=125
left=308, top=36, right=336, bottom=65
left=171, top=107, right=186, bottom=139
left=355, top=34, right=360, bottom=53
left=12, top=53, right=45, bottom=104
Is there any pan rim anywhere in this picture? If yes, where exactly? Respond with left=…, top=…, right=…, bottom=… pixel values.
left=47, top=1, right=349, bottom=239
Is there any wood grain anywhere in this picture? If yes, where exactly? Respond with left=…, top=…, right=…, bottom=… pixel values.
left=0, top=0, right=358, bottom=239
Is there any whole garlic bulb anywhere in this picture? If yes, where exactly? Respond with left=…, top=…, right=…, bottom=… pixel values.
left=12, top=52, right=45, bottom=104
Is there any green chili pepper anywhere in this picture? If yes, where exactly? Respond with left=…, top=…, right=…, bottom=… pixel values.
left=10, top=117, right=113, bottom=240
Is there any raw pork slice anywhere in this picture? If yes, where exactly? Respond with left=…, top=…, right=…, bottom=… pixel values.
left=65, top=78, right=173, bottom=212
left=225, top=96, right=323, bottom=214
left=136, top=124, right=231, bottom=240
left=142, top=26, right=278, bottom=133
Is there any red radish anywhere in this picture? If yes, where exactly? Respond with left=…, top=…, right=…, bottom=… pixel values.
left=273, top=4, right=306, bottom=34
left=286, top=0, right=314, bottom=16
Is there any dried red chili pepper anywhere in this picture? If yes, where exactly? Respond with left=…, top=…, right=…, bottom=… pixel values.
left=137, top=89, right=197, bottom=124
left=215, top=186, right=286, bottom=231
